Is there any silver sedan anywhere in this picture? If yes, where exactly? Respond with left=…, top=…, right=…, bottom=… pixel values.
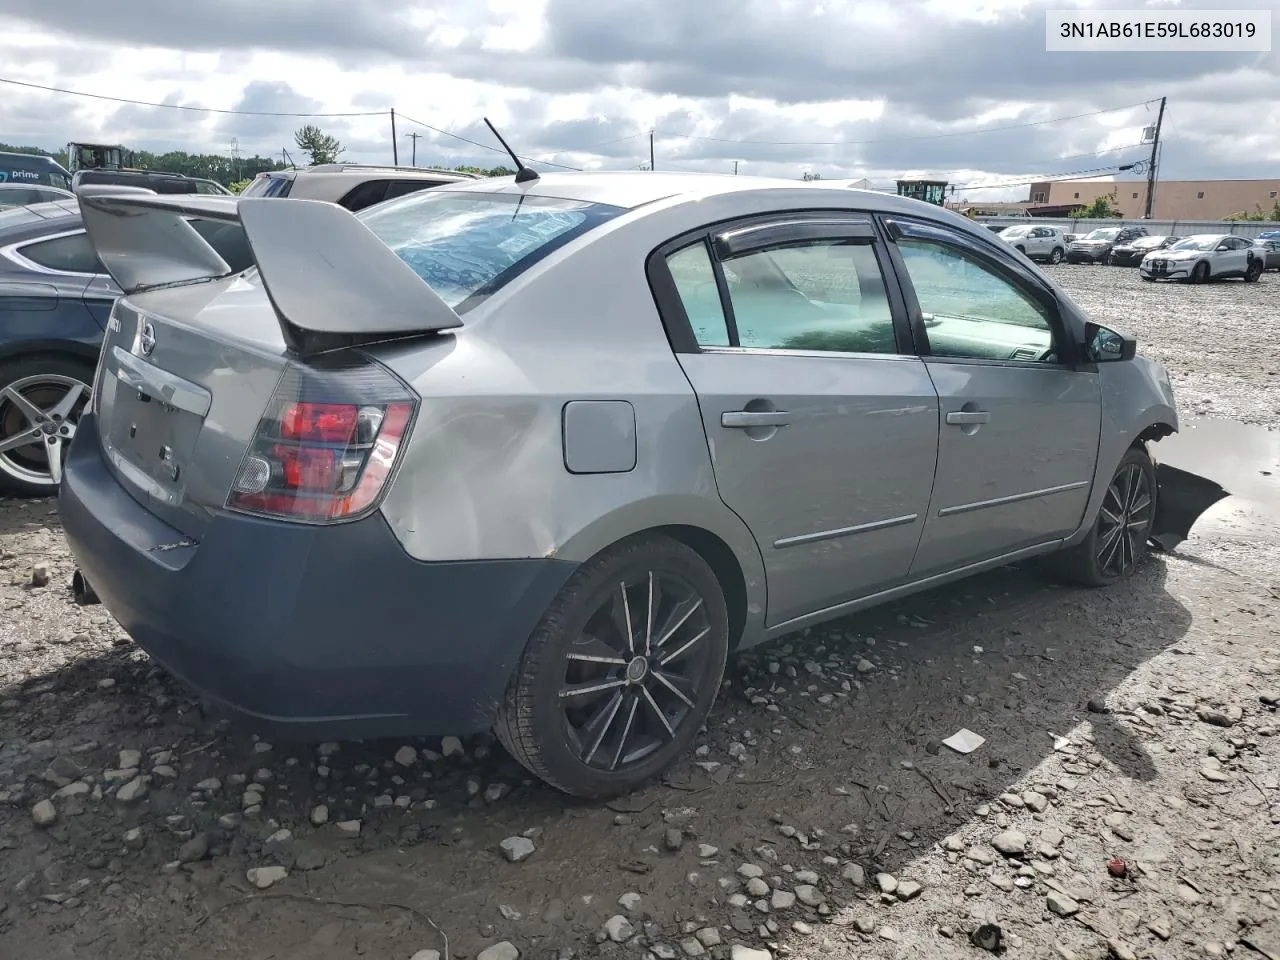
left=62, top=173, right=1179, bottom=798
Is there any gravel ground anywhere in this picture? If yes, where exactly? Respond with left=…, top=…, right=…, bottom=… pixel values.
left=1, top=262, right=1279, bottom=960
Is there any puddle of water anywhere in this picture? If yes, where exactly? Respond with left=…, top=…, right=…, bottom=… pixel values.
left=1154, top=417, right=1280, bottom=542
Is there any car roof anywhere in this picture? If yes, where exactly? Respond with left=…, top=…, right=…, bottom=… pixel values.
left=274, top=164, right=480, bottom=181
left=0, top=202, right=82, bottom=243
left=428, top=170, right=972, bottom=220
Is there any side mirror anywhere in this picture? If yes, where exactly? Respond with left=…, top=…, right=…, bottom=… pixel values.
left=1085, top=321, right=1137, bottom=362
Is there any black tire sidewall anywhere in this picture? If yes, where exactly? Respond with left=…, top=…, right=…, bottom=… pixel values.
left=504, top=536, right=730, bottom=798
left=1078, top=447, right=1157, bottom=585
left=0, top=355, right=95, bottom=495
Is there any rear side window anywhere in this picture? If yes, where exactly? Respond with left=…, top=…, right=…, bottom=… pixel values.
left=18, top=232, right=105, bottom=274
left=383, top=179, right=441, bottom=200
left=359, top=191, right=625, bottom=311
left=666, top=242, right=731, bottom=346
left=188, top=219, right=254, bottom=272
left=338, top=179, right=391, bottom=211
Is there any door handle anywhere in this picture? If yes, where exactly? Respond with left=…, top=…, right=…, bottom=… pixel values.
left=946, top=410, right=990, bottom=425
left=722, top=410, right=791, bottom=428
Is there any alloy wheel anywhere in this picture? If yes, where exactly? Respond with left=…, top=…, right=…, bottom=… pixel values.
left=0, top=375, right=89, bottom=488
left=1095, top=462, right=1153, bottom=579
left=558, top=569, right=712, bottom=772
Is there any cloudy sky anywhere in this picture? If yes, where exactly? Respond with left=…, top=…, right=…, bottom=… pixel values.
left=1, top=0, right=1277, bottom=200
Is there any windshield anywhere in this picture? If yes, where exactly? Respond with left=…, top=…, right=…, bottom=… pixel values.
left=1084, top=229, right=1121, bottom=240
left=359, top=190, right=625, bottom=311
left=1130, top=237, right=1162, bottom=248
left=999, top=226, right=1030, bottom=238
left=1172, top=237, right=1220, bottom=252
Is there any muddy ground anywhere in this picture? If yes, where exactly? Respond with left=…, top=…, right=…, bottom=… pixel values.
left=1, top=264, right=1278, bottom=960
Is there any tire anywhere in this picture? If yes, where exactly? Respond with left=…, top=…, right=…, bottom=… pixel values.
left=495, top=533, right=731, bottom=799
left=0, top=355, right=94, bottom=496
left=1102, top=251, right=1112, bottom=266
left=1141, top=275, right=1154, bottom=282
left=1046, top=446, right=1156, bottom=588
left=1049, top=247, right=1064, bottom=264
left=1191, top=261, right=1210, bottom=284
left=1245, top=258, right=1263, bottom=282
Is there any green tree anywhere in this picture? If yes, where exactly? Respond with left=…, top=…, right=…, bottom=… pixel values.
left=1081, top=191, right=1120, bottom=218
left=293, top=125, right=344, bottom=165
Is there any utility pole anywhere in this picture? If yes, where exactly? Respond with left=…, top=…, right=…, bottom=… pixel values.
left=733, top=160, right=739, bottom=175
left=649, top=129, right=655, bottom=172
left=405, top=132, right=421, bottom=167
left=390, top=109, right=399, bottom=165
left=1143, top=96, right=1166, bottom=219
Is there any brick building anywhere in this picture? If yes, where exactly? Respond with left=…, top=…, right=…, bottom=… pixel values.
left=1027, top=178, right=1280, bottom=220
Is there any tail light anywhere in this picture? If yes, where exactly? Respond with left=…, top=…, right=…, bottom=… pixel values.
left=226, top=357, right=418, bottom=523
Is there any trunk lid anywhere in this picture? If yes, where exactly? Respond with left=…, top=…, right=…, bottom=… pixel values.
left=78, top=192, right=465, bottom=536
left=93, top=278, right=290, bottom=537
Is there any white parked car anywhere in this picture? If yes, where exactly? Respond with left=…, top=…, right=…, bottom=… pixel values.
left=1139, top=234, right=1264, bottom=283
left=996, top=224, right=1068, bottom=264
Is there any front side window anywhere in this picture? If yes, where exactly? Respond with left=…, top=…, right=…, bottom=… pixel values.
left=895, top=238, right=1055, bottom=363
left=719, top=239, right=898, bottom=354
left=17, top=232, right=104, bottom=275
left=359, top=190, right=624, bottom=311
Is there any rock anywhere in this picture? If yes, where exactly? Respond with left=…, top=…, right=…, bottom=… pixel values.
left=942, top=835, right=965, bottom=852
left=194, top=777, right=222, bottom=793
left=118, top=749, right=142, bottom=770
left=53, top=782, right=89, bottom=799
left=618, top=892, right=642, bottom=912
left=794, top=870, right=818, bottom=884
left=310, top=804, right=329, bottom=826
left=737, top=864, right=764, bottom=879
left=115, top=777, right=148, bottom=804
left=151, top=765, right=178, bottom=779
left=603, top=914, right=636, bottom=942
left=247, top=866, right=288, bottom=889
left=1198, top=709, right=1235, bottom=728
left=896, top=880, right=923, bottom=901
left=252, top=740, right=273, bottom=754
left=266, top=829, right=292, bottom=845
left=1023, top=792, right=1049, bottom=813
left=30, top=562, right=51, bottom=586
left=730, top=947, right=772, bottom=960
left=745, top=877, right=770, bottom=897
left=484, top=783, right=509, bottom=803
left=477, top=948, right=519, bottom=960
left=770, top=889, right=796, bottom=910
left=31, top=799, right=57, bottom=826
left=794, top=884, right=823, bottom=907
left=680, top=940, right=706, bottom=957
left=295, top=847, right=326, bottom=871
left=336, top=820, right=362, bottom=835
left=178, top=833, right=209, bottom=863
left=1200, top=759, right=1230, bottom=783
left=664, top=828, right=684, bottom=852
left=695, top=927, right=721, bottom=947
left=1086, top=698, right=1111, bottom=714
left=394, top=745, right=418, bottom=767
left=410, top=952, right=442, bottom=960
left=875, top=873, right=898, bottom=895
left=1108, top=941, right=1137, bottom=960
left=440, top=736, right=465, bottom=758
left=123, top=828, right=146, bottom=850
left=856, top=659, right=875, bottom=674
left=697, top=844, right=719, bottom=859
left=1047, top=891, right=1079, bottom=917
left=1146, top=918, right=1171, bottom=940
left=992, top=830, right=1027, bottom=857
left=500, top=836, right=536, bottom=863
left=842, top=862, right=866, bottom=886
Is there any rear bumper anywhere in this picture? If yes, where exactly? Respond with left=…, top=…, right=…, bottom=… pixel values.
left=58, top=416, right=577, bottom=739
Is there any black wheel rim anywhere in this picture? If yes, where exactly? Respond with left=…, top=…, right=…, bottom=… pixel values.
left=1096, top=463, right=1153, bottom=578
left=559, top=570, right=712, bottom=772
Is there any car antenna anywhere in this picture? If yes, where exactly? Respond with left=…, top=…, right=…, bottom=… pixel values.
left=483, top=118, right=540, bottom=184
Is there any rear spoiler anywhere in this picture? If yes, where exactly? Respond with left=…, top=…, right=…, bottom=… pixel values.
left=77, top=192, right=463, bottom=355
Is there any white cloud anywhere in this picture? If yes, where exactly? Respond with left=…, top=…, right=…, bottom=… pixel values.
left=1, top=0, right=1277, bottom=201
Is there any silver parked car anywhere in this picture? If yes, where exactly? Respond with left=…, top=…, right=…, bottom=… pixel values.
left=61, top=174, right=1179, bottom=798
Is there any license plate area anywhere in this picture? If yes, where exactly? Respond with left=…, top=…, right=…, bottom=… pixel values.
left=98, top=353, right=210, bottom=505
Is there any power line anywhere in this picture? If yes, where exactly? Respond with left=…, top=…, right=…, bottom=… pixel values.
left=395, top=113, right=583, bottom=171
left=950, top=164, right=1144, bottom=193
left=654, top=99, right=1160, bottom=147
left=0, top=76, right=385, bottom=116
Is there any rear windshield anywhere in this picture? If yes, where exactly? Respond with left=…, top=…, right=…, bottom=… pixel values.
left=241, top=175, right=293, bottom=198
left=359, top=190, right=625, bottom=311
